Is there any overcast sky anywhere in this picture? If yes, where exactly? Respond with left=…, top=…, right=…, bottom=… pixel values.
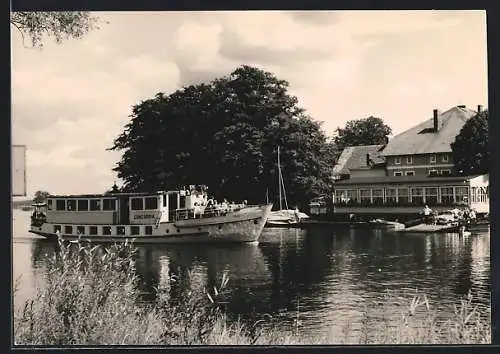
left=11, top=10, right=488, bottom=197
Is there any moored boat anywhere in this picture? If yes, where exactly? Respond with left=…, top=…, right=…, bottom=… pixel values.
left=28, top=185, right=273, bottom=244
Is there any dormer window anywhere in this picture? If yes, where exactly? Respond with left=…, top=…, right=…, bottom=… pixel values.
left=442, top=154, right=449, bottom=163
left=430, top=154, right=436, bottom=164
left=394, top=157, right=401, bottom=165
left=406, top=156, right=413, bottom=164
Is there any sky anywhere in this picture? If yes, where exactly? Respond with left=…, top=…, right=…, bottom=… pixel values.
left=11, top=10, right=488, bottom=198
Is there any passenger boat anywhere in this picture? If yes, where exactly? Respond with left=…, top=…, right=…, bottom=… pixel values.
left=29, top=185, right=273, bottom=244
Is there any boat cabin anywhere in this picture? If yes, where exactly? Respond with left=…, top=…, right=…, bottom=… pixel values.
left=45, top=185, right=210, bottom=226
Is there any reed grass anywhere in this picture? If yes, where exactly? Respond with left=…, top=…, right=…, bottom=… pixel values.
left=13, top=239, right=491, bottom=346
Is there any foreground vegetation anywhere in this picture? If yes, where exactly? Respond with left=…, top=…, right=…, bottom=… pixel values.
left=13, top=239, right=491, bottom=345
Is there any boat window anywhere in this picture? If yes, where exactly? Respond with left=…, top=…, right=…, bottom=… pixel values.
left=103, top=199, right=116, bottom=211
left=131, top=226, right=140, bottom=235
left=54, top=225, right=61, bottom=233
left=89, top=226, right=98, bottom=235
left=77, top=200, right=89, bottom=211
left=103, top=226, right=111, bottom=235
left=117, top=226, right=125, bottom=235
left=90, top=199, right=101, bottom=211
left=47, top=199, right=53, bottom=211
left=179, top=196, right=186, bottom=209
left=145, top=197, right=158, bottom=210
left=56, top=200, right=66, bottom=211
left=64, top=225, right=73, bottom=234
left=145, top=226, right=153, bottom=235
left=77, top=226, right=85, bottom=234
left=163, top=194, right=167, bottom=207
left=131, top=198, right=144, bottom=211
left=67, top=200, right=76, bottom=211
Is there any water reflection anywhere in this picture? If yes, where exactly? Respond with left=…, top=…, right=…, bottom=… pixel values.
left=13, top=207, right=491, bottom=339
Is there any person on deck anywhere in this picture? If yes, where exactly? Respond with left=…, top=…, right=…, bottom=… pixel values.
left=422, top=205, right=433, bottom=224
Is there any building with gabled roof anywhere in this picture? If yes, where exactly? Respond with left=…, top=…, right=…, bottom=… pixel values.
left=309, top=105, right=489, bottom=221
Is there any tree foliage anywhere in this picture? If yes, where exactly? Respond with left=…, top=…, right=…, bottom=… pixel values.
left=333, top=116, right=392, bottom=154
left=451, top=110, right=489, bottom=175
left=33, top=190, right=50, bottom=203
left=10, top=11, right=101, bottom=49
left=110, top=65, right=336, bottom=207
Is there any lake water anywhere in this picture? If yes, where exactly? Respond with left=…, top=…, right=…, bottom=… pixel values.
left=12, top=209, right=491, bottom=342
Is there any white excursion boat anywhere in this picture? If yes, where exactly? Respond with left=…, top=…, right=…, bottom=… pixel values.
left=266, top=146, right=309, bottom=227
left=29, top=185, right=273, bottom=244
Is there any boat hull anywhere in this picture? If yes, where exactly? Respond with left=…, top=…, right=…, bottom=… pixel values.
left=29, top=204, right=273, bottom=244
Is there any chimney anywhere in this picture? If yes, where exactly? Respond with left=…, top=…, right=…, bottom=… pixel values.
left=366, top=153, right=370, bottom=166
left=478, top=104, right=482, bottom=113
left=433, top=109, right=439, bottom=132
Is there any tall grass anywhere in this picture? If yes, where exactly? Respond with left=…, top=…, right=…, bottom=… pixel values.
left=13, top=238, right=491, bottom=345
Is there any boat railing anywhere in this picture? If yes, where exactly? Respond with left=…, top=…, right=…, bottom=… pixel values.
left=172, top=204, right=244, bottom=221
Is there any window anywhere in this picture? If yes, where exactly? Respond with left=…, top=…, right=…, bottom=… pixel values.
left=64, top=225, right=73, bottom=234
left=117, top=226, right=125, bottom=235
left=163, top=194, right=167, bottom=207
left=398, top=188, right=409, bottom=204
left=410, top=188, right=423, bottom=204
left=335, top=190, right=347, bottom=204
left=385, top=188, right=397, bottom=204
left=441, top=169, right=451, bottom=176
left=67, top=200, right=76, bottom=211
left=406, top=156, right=413, bottom=164
left=131, top=198, right=144, bottom=211
left=89, top=226, right=98, bottom=235
left=442, top=154, right=449, bottom=163
left=430, top=154, right=436, bottom=164
left=455, top=186, right=469, bottom=203
left=90, top=199, right=101, bottom=211
left=394, top=171, right=403, bottom=177
left=429, top=169, right=439, bottom=177
left=54, top=225, right=61, bottom=233
left=131, top=226, right=140, bottom=235
left=56, top=200, right=66, bottom=211
left=103, top=199, right=116, bottom=211
left=346, top=189, right=358, bottom=204
left=425, top=187, right=438, bottom=205
left=77, top=199, right=89, bottom=211
left=145, top=226, right=153, bottom=235
left=145, top=197, right=158, bottom=210
left=103, top=226, right=111, bottom=235
left=372, top=189, right=384, bottom=205
left=440, top=187, right=454, bottom=204
left=405, top=171, right=415, bottom=176
left=394, top=156, right=401, bottom=165
left=360, top=189, right=371, bottom=204
left=77, top=226, right=85, bottom=234
left=47, top=199, right=53, bottom=211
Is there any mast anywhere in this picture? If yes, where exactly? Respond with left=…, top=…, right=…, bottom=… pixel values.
left=277, top=145, right=282, bottom=210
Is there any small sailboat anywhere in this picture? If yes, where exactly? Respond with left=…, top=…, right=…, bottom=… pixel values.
left=266, top=146, right=309, bottom=227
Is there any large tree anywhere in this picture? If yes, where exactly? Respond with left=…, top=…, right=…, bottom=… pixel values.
left=10, top=11, right=102, bottom=48
left=110, top=65, right=336, bottom=207
left=451, top=110, right=489, bottom=175
left=333, top=116, right=392, bottom=154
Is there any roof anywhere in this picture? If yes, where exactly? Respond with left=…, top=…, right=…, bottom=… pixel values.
left=333, top=144, right=385, bottom=175
left=335, top=174, right=482, bottom=186
left=48, top=191, right=164, bottom=199
left=382, top=106, right=478, bottom=156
